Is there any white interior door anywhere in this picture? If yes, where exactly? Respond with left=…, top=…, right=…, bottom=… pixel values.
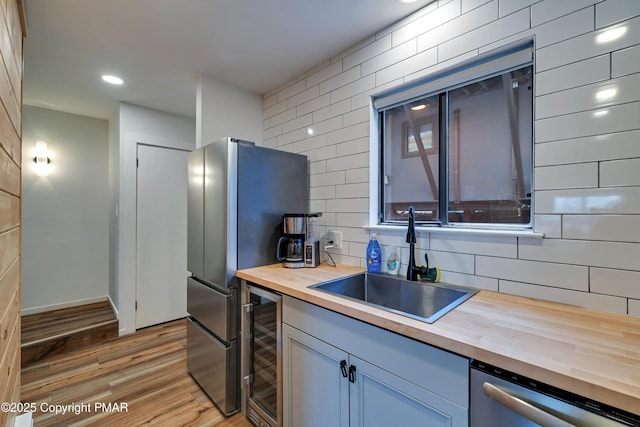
left=136, top=144, right=188, bottom=329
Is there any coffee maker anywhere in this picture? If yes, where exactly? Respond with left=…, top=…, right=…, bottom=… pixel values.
left=277, top=213, right=306, bottom=268
left=277, top=213, right=322, bottom=268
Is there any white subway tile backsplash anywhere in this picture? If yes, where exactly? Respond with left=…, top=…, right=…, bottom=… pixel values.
left=440, top=271, right=499, bottom=291
left=392, top=0, right=461, bottom=47
left=595, top=0, right=640, bottom=29
left=476, top=256, right=589, bottom=290
left=534, top=102, right=640, bottom=143
left=534, top=163, right=598, bottom=190
left=630, top=299, right=640, bottom=317
left=418, top=1, right=498, bottom=52
left=499, top=280, right=628, bottom=314
left=612, top=44, right=640, bottom=77
left=533, top=7, right=594, bottom=48
left=311, top=170, right=345, bottom=187
left=319, top=66, right=361, bottom=95
left=327, top=122, right=369, bottom=145
left=277, top=128, right=306, bottom=146
left=533, top=214, right=562, bottom=237
left=536, top=187, right=640, bottom=214
left=428, top=250, right=475, bottom=274
left=294, top=134, right=327, bottom=153
left=362, top=39, right=417, bottom=77
left=345, top=167, right=370, bottom=183
left=591, top=267, right=640, bottom=299
left=600, top=158, right=640, bottom=187
left=327, top=152, right=369, bottom=172
left=431, top=234, right=517, bottom=257
left=438, top=8, right=529, bottom=62
left=536, top=15, right=640, bottom=72
left=376, top=48, right=438, bottom=86
left=336, top=183, right=369, bottom=199
left=326, top=197, right=369, bottom=213
left=307, top=116, right=343, bottom=137
left=563, top=214, right=640, bottom=242
left=282, top=114, right=312, bottom=134
left=310, top=185, right=336, bottom=200
left=336, top=213, right=369, bottom=229
left=331, top=74, right=376, bottom=104
left=296, top=93, right=331, bottom=117
left=306, top=61, right=344, bottom=88
left=519, top=238, right=640, bottom=270
left=336, top=137, right=369, bottom=157
left=343, top=106, right=369, bottom=127
left=531, top=0, right=600, bottom=27
left=276, top=79, right=306, bottom=103
left=343, top=35, right=392, bottom=71
left=462, top=0, right=491, bottom=14
left=536, top=73, right=640, bottom=119
left=304, top=145, right=337, bottom=162
left=288, top=86, right=321, bottom=108
left=313, top=100, right=351, bottom=124
left=263, top=100, right=288, bottom=120
left=499, top=0, right=538, bottom=18
left=535, top=54, right=609, bottom=96
left=535, top=130, right=640, bottom=166
left=262, top=0, right=640, bottom=317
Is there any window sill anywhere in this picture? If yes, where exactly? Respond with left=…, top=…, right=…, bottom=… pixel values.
left=366, top=224, right=544, bottom=239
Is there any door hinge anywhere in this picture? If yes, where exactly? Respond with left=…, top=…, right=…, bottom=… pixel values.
left=243, top=375, right=254, bottom=385
left=136, top=158, right=139, bottom=168
left=135, top=300, right=138, bottom=310
left=242, top=303, right=253, bottom=313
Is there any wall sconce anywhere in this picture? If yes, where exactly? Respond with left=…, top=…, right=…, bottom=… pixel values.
left=33, top=141, right=51, bottom=177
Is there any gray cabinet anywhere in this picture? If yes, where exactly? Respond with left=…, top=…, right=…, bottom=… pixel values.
left=282, top=296, right=468, bottom=427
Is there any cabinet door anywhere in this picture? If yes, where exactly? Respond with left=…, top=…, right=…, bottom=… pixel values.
left=349, top=356, right=468, bottom=427
left=282, top=324, right=349, bottom=427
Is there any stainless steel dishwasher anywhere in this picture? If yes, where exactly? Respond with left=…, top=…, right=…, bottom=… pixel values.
left=470, top=360, right=640, bottom=426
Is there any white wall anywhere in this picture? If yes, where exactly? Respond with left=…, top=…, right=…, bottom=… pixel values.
left=22, top=106, right=109, bottom=313
left=196, top=74, right=263, bottom=148
left=262, top=0, right=640, bottom=317
left=116, top=103, right=195, bottom=335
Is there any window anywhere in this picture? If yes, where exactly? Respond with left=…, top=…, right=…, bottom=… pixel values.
left=375, top=43, right=533, bottom=228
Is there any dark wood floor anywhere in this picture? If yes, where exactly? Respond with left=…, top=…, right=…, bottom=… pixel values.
left=21, top=319, right=253, bottom=427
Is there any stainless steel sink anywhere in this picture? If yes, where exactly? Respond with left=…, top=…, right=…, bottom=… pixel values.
left=309, top=273, right=478, bottom=323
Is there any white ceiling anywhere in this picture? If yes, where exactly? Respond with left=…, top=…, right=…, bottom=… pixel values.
left=23, top=0, right=434, bottom=120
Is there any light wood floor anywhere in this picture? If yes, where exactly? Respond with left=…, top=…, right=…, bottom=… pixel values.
left=21, top=319, right=253, bottom=427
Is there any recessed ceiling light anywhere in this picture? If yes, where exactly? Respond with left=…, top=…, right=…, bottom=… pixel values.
left=411, top=104, right=426, bottom=111
left=397, top=0, right=418, bottom=3
left=102, top=74, right=124, bottom=85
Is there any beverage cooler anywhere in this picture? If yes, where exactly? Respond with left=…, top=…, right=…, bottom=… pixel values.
left=242, top=282, right=282, bottom=427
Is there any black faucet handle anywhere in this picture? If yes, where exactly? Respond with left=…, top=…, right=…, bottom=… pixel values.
left=406, top=206, right=416, bottom=244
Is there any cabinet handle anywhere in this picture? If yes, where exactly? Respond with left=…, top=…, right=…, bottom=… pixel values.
left=340, top=360, right=348, bottom=377
left=348, top=365, right=356, bottom=383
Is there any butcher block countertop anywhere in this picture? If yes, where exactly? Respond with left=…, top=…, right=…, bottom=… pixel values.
left=236, top=263, right=640, bottom=416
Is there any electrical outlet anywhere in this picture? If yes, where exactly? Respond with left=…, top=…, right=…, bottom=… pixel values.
left=328, top=230, right=342, bottom=249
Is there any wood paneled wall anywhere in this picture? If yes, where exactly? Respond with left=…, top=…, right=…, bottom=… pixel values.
left=0, top=0, right=24, bottom=425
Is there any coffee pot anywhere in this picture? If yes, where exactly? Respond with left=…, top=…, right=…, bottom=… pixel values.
left=276, top=213, right=306, bottom=268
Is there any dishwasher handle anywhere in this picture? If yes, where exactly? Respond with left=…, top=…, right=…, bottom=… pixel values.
left=482, top=382, right=576, bottom=427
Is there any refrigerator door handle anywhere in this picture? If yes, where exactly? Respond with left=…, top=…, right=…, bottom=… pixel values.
left=482, top=382, right=574, bottom=427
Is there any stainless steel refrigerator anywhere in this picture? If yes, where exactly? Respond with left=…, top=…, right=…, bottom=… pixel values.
left=186, top=137, right=308, bottom=415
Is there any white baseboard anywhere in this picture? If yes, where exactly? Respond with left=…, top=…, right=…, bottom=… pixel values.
left=21, top=296, right=113, bottom=317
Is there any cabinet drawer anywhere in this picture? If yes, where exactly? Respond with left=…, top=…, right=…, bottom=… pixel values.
left=283, top=295, right=468, bottom=408
left=186, top=318, right=237, bottom=415
left=187, top=277, right=236, bottom=342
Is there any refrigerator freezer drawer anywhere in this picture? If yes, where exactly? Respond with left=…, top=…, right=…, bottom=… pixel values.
left=187, top=318, right=238, bottom=415
left=187, top=277, right=237, bottom=342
